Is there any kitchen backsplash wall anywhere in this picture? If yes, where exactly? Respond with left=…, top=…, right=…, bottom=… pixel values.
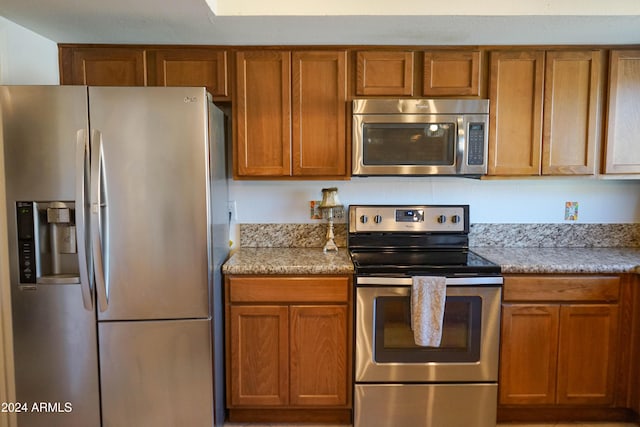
left=239, top=223, right=640, bottom=248
left=240, top=224, right=347, bottom=248
left=229, top=177, right=640, bottom=247
left=229, top=178, right=640, bottom=224
left=469, top=223, right=640, bottom=247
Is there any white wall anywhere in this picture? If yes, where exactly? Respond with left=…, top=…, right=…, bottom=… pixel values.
left=229, top=177, right=640, bottom=224
left=0, top=17, right=58, bottom=427
left=0, top=17, right=59, bottom=84
left=215, top=0, right=640, bottom=16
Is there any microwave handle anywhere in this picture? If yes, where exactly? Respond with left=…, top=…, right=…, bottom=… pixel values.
left=456, top=116, right=465, bottom=173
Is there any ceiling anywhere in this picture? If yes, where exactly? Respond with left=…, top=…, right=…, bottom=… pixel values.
left=1, top=0, right=640, bottom=46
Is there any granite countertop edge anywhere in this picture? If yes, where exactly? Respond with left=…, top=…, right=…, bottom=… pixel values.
left=222, top=247, right=354, bottom=275
left=223, top=246, right=640, bottom=276
left=471, top=247, right=640, bottom=275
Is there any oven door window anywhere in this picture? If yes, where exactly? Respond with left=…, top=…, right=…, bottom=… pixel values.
left=374, top=295, right=481, bottom=363
left=362, top=123, right=456, bottom=166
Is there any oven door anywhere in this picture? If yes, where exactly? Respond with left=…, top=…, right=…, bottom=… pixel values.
left=355, top=280, right=501, bottom=383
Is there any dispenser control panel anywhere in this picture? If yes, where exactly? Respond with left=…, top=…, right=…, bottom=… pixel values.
left=16, top=202, right=36, bottom=284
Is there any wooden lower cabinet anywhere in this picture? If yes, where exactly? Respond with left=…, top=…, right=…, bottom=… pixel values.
left=626, top=274, right=640, bottom=417
left=498, top=274, right=637, bottom=423
left=230, top=305, right=289, bottom=407
left=225, top=275, right=352, bottom=423
left=500, top=304, right=560, bottom=405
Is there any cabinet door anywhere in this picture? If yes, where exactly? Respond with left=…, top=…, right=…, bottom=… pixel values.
left=62, top=47, right=146, bottom=86
left=488, top=50, right=544, bottom=175
left=499, top=304, right=559, bottom=405
left=149, top=48, right=228, bottom=98
left=631, top=276, right=640, bottom=414
left=292, top=51, right=347, bottom=177
left=356, top=51, right=414, bottom=96
left=235, top=50, right=291, bottom=177
left=289, top=305, right=348, bottom=406
left=423, top=50, right=481, bottom=96
left=542, top=50, right=603, bottom=175
left=229, top=305, right=289, bottom=406
left=557, top=304, right=618, bottom=405
left=604, top=49, right=640, bottom=174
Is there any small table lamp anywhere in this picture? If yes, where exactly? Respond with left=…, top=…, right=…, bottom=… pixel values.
left=319, top=187, right=342, bottom=253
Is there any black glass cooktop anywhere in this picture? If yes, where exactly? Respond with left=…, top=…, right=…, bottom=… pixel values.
left=350, top=249, right=501, bottom=276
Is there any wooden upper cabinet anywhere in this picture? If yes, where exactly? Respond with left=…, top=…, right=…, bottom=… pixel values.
left=292, top=51, right=347, bottom=177
left=60, top=47, right=146, bottom=86
left=148, top=48, right=228, bottom=98
left=234, top=49, right=348, bottom=179
left=604, top=49, right=640, bottom=175
left=423, top=50, right=481, bottom=96
left=542, top=50, right=603, bottom=175
left=489, top=50, right=544, bottom=175
left=356, top=51, right=414, bottom=96
left=489, top=49, right=603, bottom=177
left=234, top=50, right=292, bottom=177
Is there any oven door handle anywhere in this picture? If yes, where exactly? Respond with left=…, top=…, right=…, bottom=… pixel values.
left=356, top=276, right=503, bottom=286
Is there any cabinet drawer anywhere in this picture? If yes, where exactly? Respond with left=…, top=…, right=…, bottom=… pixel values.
left=228, top=276, right=350, bottom=303
left=503, top=275, right=620, bottom=302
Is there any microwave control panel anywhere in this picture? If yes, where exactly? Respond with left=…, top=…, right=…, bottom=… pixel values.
left=467, top=123, right=485, bottom=166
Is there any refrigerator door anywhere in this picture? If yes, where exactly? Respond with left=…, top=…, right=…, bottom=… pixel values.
left=99, top=319, right=214, bottom=427
left=208, top=103, right=229, bottom=426
left=1, top=85, right=101, bottom=426
left=88, top=87, right=210, bottom=321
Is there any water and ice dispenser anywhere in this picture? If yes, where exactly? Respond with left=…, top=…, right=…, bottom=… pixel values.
left=16, top=201, right=80, bottom=285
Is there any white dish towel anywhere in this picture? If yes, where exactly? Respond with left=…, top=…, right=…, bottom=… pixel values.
left=411, top=276, right=447, bottom=347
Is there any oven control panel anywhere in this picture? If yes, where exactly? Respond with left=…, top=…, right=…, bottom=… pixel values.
left=349, top=205, right=468, bottom=233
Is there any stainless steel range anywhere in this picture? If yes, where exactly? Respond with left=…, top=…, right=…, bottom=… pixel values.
left=349, top=205, right=503, bottom=427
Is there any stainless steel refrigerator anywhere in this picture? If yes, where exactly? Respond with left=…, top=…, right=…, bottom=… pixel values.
left=1, top=85, right=229, bottom=427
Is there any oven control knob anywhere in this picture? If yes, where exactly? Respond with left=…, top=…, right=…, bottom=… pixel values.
left=374, top=214, right=383, bottom=224
left=437, top=215, right=447, bottom=224
left=360, top=215, right=368, bottom=224
left=451, top=215, right=461, bottom=224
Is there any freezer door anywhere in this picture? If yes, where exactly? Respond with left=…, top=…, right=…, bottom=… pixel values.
left=1, top=86, right=100, bottom=427
left=99, top=319, right=214, bottom=427
left=1, top=85, right=88, bottom=201
left=11, top=286, right=101, bottom=427
left=88, top=87, right=210, bottom=320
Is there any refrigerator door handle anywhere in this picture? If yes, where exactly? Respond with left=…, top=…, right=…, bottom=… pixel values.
left=90, top=129, right=110, bottom=312
left=75, top=129, right=94, bottom=310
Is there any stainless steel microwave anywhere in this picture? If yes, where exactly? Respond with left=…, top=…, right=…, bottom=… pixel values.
left=352, top=99, right=490, bottom=177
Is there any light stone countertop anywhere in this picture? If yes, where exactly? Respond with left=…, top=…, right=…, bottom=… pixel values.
left=222, top=246, right=640, bottom=276
left=222, top=247, right=354, bottom=275
left=472, top=247, right=640, bottom=275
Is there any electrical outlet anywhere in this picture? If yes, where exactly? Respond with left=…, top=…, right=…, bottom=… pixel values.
left=310, top=200, right=323, bottom=219
left=333, top=206, right=346, bottom=223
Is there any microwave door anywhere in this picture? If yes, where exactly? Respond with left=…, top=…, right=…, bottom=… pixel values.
left=353, top=115, right=459, bottom=176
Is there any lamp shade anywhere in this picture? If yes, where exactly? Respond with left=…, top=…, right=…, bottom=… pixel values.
left=319, top=187, right=341, bottom=208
